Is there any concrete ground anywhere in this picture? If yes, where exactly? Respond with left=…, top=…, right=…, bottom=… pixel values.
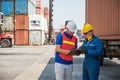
left=0, top=45, right=120, bottom=80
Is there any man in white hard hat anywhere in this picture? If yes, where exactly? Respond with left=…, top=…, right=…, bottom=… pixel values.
left=54, top=20, right=78, bottom=80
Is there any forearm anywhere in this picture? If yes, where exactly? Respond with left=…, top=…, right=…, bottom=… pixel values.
left=55, top=45, right=70, bottom=55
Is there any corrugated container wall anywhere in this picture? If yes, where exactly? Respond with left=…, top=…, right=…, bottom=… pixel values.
left=119, top=0, right=120, bottom=30
left=4, top=16, right=14, bottom=31
left=15, top=30, right=29, bottom=45
left=44, top=7, right=49, bottom=21
left=0, top=0, right=1, bottom=12
left=16, top=0, right=36, bottom=15
left=36, top=0, right=44, bottom=10
left=44, top=7, right=49, bottom=15
left=29, top=30, right=42, bottom=46
left=44, top=14, right=49, bottom=21
left=36, top=0, right=44, bottom=16
left=86, top=0, right=120, bottom=39
left=0, top=0, right=36, bottom=15
left=28, top=0, right=36, bottom=14
left=15, top=0, right=27, bottom=14
left=1, top=0, right=13, bottom=16
left=15, top=15, right=28, bottom=30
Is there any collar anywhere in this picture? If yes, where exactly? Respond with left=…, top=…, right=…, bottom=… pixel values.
left=64, top=31, right=73, bottom=39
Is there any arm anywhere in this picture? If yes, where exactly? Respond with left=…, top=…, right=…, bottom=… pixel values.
left=55, top=33, right=70, bottom=55
left=55, top=45, right=70, bottom=55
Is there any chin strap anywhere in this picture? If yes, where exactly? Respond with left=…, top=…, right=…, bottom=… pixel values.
left=87, top=35, right=92, bottom=41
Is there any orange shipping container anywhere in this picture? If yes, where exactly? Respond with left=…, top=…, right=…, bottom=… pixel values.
left=44, top=7, right=49, bottom=15
left=86, top=0, right=120, bottom=39
left=15, top=15, right=28, bottom=30
left=36, top=0, right=44, bottom=11
left=15, top=30, right=29, bottom=45
left=36, top=8, right=44, bottom=16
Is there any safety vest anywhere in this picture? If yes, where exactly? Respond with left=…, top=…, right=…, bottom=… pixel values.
left=59, top=33, right=76, bottom=61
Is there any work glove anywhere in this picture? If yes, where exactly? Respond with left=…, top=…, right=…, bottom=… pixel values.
left=68, top=48, right=81, bottom=56
left=79, top=46, right=88, bottom=54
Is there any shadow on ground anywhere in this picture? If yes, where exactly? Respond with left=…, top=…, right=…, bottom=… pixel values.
left=38, top=58, right=83, bottom=80
left=38, top=58, right=120, bottom=80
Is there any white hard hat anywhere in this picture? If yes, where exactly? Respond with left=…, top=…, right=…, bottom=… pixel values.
left=66, top=21, right=77, bottom=32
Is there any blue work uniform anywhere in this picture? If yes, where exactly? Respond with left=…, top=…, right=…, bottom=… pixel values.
left=82, top=35, right=103, bottom=80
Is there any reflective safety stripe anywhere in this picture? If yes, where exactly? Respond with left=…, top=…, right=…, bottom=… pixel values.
left=63, top=40, right=75, bottom=46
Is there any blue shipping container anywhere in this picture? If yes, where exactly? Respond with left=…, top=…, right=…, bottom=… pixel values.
left=15, top=0, right=28, bottom=14
left=1, top=1, right=13, bottom=16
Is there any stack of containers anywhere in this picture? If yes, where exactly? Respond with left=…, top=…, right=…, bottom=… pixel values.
left=29, top=0, right=47, bottom=46
left=44, top=7, right=49, bottom=43
left=0, top=0, right=48, bottom=46
left=36, top=0, right=44, bottom=16
left=15, top=0, right=36, bottom=45
left=44, top=7, right=49, bottom=21
left=0, top=0, right=14, bottom=35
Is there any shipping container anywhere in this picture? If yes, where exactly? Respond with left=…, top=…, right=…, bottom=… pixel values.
left=4, top=16, right=14, bottom=31
left=36, top=0, right=40, bottom=8
left=29, top=14, right=47, bottom=30
left=36, top=8, right=44, bottom=16
left=29, top=30, right=42, bottom=46
left=15, top=29, right=29, bottom=45
left=86, top=0, right=120, bottom=65
left=44, top=7, right=49, bottom=15
left=15, top=0, right=36, bottom=14
left=1, top=0, right=13, bottom=16
left=44, top=14, right=49, bottom=21
left=0, top=0, right=36, bottom=15
left=36, top=0, right=44, bottom=11
left=86, top=0, right=120, bottom=39
left=36, top=0, right=44, bottom=16
left=15, top=15, right=28, bottom=30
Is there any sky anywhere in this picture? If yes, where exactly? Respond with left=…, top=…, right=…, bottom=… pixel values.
left=43, top=0, right=85, bottom=30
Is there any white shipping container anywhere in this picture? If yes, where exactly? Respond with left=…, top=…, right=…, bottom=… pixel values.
left=4, top=16, right=14, bottom=31
left=44, top=18, right=48, bottom=32
left=29, top=30, right=42, bottom=46
left=42, top=30, right=46, bottom=45
left=29, top=14, right=47, bottom=30
left=28, top=1, right=36, bottom=14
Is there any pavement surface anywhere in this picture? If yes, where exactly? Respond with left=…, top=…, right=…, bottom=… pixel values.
left=0, top=45, right=120, bottom=80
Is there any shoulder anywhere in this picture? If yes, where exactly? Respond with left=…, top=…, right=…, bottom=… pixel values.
left=57, top=33, right=62, bottom=38
left=93, top=36, right=102, bottom=43
left=94, top=36, right=101, bottom=40
left=56, top=33, right=63, bottom=44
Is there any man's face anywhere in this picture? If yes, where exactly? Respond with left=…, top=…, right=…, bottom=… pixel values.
left=67, top=28, right=74, bottom=36
left=83, top=31, right=92, bottom=39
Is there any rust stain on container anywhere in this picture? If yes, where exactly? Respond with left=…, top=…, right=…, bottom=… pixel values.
left=86, top=0, right=120, bottom=39
left=15, top=29, right=29, bottom=45
left=15, top=15, right=28, bottom=30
